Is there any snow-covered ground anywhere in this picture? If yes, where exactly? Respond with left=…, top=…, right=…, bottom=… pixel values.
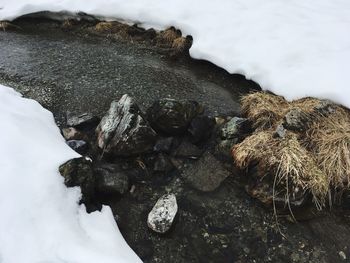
left=0, top=1, right=349, bottom=262
left=0, top=85, right=141, bottom=263
left=0, top=0, right=350, bottom=108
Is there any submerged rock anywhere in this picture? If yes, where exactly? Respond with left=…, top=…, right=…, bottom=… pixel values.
left=59, top=157, right=95, bottom=202
left=147, top=98, right=202, bottom=135
left=173, top=140, right=203, bottom=159
left=181, top=152, right=230, bottom=192
left=66, top=140, right=88, bottom=154
left=153, top=137, right=174, bottom=154
left=188, top=115, right=215, bottom=143
left=147, top=194, right=178, bottom=233
left=94, top=164, right=129, bottom=195
left=66, top=111, right=99, bottom=129
left=96, top=94, right=157, bottom=156
left=153, top=153, right=175, bottom=174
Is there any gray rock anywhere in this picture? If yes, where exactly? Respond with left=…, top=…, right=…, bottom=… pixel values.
left=314, top=100, right=336, bottom=115
left=181, top=152, right=230, bottom=192
left=66, top=112, right=99, bottom=129
left=220, top=117, right=248, bottom=139
left=283, top=108, right=309, bottom=132
left=147, top=98, right=202, bottom=135
left=94, top=164, right=129, bottom=195
left=273, top=124, right=286, bottom=138
left=215, top=139, right=237, bottom=158
left=147, top=194, right=178, bottom=233
left=62, top=127, right=85, bottom=141
left=96, top=94, right=157, bottom=156
left=66, top=140, right=88, bottom=154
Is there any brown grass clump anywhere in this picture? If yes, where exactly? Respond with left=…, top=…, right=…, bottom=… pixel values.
left=0, top=21, right=20, bottom=31
left=233, top=91, right=350, bottom=209
left=232, top=131, right=328, bottom=207
left=95, top=21, right=128, bottom=35
left=241, top=92, right=289, bottom=130
left=305, top=107, right=350, bottom=189
left=156, top=27, right=181, bottom=47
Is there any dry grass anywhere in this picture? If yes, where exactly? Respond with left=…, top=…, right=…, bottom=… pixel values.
left=232, top=131, right=328, bottom=207
left=233, top=91, right=350, bottom=209
left=305, top=107, right=350, bottom=189
left=95, top=21, right=128, bottom=35
left=241, top=92, right=289, bottom=130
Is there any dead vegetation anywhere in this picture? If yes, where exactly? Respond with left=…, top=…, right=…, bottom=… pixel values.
left=232, top=91, right=350, bottom=210
left=0, top=21, right=21, bottom=31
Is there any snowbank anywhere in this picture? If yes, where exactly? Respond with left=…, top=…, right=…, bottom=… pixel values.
left=0, top=0, right=350, bottom=108
left=0, top=85, right=141, bottom=263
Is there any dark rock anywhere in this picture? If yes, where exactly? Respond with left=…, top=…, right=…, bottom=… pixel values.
left=66, top=111, right=100, bottom=129
left=173, top=140, right=203, bottom=159
left=94, top=164, right=129, bottom=195
left=283, top=108, right=309, bottom=132
left=147, top=98, right=202, bottom=135
left=188, top=115, right=215, bottom=143
left=215, top=139, right=237, bottom=158
left=147, top=193, right=178, bottom=233
left=59, top=157, right=95, bottom=203
left=62, top=127, right=85, bottom=141
left=154, top=153, right=175, bottom=174
left=273, top=124, right=286, bottom=138
left=153, top=137, right=174, bottom=154
left=220, top=117, right=249, bottom=139
left=66, top=140, right=88, bottom=154
left=96, top=94, right=157, bottom=156
left=181, top=152, right=231, bottom=192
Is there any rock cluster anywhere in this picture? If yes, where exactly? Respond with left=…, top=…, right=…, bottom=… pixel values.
left=59, top=94, right=238, bottom=235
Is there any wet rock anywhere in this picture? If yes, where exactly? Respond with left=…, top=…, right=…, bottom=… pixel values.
left=147, top=193, right=178, bottom=233
left=188, top=115, right=215, bottom=143
left=153, top=137, right=174, bottom=154
left=283, top=108, right=309, bottom=132
left=154, top=153, right=175, bottom=174
left=147, top=98, right=202, bottom=135
left=181, top=152, right=230, bottom=192
left=246, top=181, right=308, bottom=209
left=173, top=140, right=203, bottom=159
left=215, top=139, right=237, bottom=158
left=96, top=94, right=157, bottom=156
left=220, top=117, right=249, bottom=139
left=59, top=157, right=95, bottom=202
left=62, top=127, right=85, bottom=141
left=273, top=124, right=286, bottom=138
left=66, top=111, right=99, bottom=129
left=66, top=140, right=88, bottom=154
left=94, top=164, right=129, bottom=195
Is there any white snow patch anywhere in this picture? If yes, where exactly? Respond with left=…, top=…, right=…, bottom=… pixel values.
left=0, top=84, right=141, bottom=263
left=0, top=0, right=349, bottom=108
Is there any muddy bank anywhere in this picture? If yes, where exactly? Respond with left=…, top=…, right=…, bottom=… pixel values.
left=1, top=17, right=350, bottom=263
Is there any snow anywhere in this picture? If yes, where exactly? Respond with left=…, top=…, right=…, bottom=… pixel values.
left=0, top=85, right=141, bottom=263
left=0, top=0, right=350, bottom=108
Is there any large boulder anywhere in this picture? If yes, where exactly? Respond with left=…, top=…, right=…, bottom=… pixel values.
left=147, top=193, right=178, bottom=233
left=96, top=94, right=157, bottom=156
left=147, top=99, right=202, bottom=135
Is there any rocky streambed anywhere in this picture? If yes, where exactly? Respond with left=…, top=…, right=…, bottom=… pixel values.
left=1, top=16, right=350, bottom=263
